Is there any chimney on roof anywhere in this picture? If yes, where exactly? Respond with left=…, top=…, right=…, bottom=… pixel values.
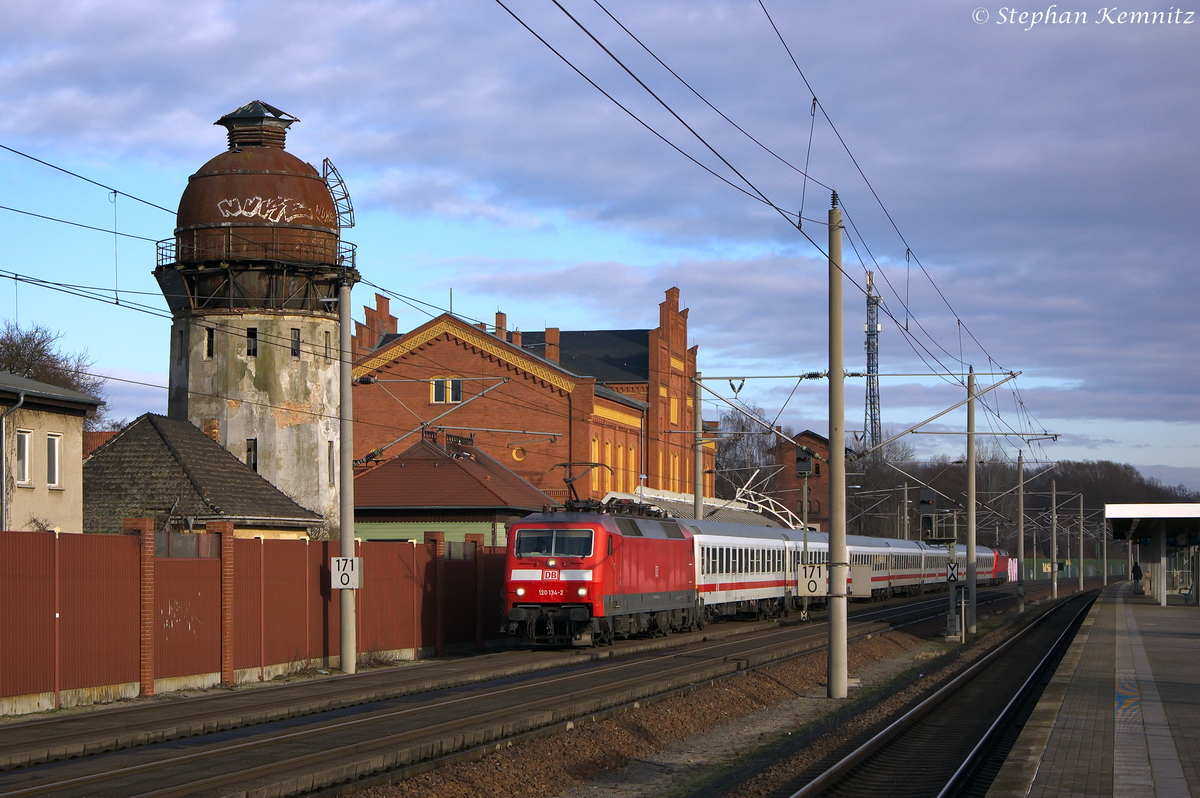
left=475, top=322, right=487, bottom=331
left=495, top=311, right=507, bottom=338
left=511, top=329, right=522, bottom=347
left=545, top=327, right=560, bottom=362
left=215, top=100, right=298, bottom=150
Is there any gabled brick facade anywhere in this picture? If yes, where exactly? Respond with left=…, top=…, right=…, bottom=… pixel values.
left=769, top=430, right=831, bottom=530
left=350, top=289, right=714, bottom=502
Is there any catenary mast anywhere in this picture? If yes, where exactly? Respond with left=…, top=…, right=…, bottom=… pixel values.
left=864, top=270, right=881, bottom=450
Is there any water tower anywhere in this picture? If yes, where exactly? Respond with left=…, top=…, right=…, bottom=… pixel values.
left=155, top=101, right=359, bottom=525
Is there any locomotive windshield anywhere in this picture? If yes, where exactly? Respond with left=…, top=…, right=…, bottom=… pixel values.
left=514, top=528, right=594, bottom=558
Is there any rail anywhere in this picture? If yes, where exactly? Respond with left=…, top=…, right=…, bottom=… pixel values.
left=787, top=590, right=1097, bottom=798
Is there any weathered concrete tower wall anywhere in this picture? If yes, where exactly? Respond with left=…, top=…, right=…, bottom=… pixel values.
left=155, top=101, right=359, bottom=527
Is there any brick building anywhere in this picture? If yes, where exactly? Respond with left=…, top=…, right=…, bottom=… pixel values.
left=350, top=288, right=714, bottom=503
left=769, top=430, right=831, bottom=530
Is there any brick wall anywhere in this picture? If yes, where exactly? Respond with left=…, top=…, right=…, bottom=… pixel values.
left=351, top=288, right=715, bottom=500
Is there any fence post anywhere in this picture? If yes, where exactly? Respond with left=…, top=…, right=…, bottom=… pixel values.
left=465, top=533, right=485, bottom=652
left=125, top=518, right=156, bottom=696
left=423, top=532, right=445, bottom=657
left=208, top=520, right=236, bottom=687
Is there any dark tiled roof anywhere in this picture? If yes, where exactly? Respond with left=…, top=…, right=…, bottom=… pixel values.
left=355, top=438, right=554, bottom=511
left=595, top=384, right=648, bottom=411
left=519, top=329, right=650, bottom=383
left=84, top=414, right=320, bottom=534
left=0, top=371, right=104, bottom=408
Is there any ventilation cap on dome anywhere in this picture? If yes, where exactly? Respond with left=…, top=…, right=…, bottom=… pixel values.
left=215, top=101, right=299, bottom=150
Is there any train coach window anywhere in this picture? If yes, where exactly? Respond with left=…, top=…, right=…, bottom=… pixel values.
left=514, top=528, right=594, bottom=558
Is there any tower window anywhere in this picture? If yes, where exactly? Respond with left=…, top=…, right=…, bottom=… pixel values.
left=246, top=328, right=258, bottom=357
left=176, top=329, right=185, bottom=364
left=324, top=330, right=332, bottom=363
left=431, top=377, right=462, bottom=404
left=205, top=327, right=215, bottom=359
left=290, top=328, right=301, bottom=358
left=246, top=439, right=258, bottom=472
left=328, top=440, right=336, bottom=486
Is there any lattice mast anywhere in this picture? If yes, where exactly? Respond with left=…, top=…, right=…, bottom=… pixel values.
left=864, top=270, right=882, bottom=450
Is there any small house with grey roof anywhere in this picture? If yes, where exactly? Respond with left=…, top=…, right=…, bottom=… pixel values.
left=84, top=414, right=321, bottom=538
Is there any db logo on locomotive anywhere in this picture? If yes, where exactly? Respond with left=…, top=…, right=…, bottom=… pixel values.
left=542, top=570, right=559, bottom=580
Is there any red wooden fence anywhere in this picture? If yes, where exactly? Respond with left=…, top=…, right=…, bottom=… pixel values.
left=0, top=525, right=509, bottom=712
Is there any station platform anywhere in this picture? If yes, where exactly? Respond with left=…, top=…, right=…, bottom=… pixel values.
left=989, top=582, right=1198, bottom=798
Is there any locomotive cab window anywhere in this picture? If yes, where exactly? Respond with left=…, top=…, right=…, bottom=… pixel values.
left=514, top=528, right=593, bottom=558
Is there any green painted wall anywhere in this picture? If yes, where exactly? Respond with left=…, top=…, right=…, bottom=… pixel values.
left=355, top=520, right=508, bottom=546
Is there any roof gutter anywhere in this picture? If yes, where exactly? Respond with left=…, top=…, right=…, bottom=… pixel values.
left=1, top=391, right=27, bottom=530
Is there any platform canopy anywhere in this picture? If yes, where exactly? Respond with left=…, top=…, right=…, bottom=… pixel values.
left=1106, top=503, right=1200, bottom=542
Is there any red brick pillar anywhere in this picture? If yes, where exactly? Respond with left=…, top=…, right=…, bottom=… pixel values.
left=465, top=534, right=485, bottom=652
left=208, top=520, right=236, bottom=687
left=424, top=532, right=445, bottom=656
left=125, top=518, right=155, bottom=696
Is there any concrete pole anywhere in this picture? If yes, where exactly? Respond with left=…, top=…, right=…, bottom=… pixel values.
left=966, top=368, right=977, bottom=635
left=903, top=482, right=910, bottom=540
left=1159, top=524, right=1167, bottom=607
left=802, top=473, right=809, bottom=621
left=693, top=373, right=704, bottom=522
left=827, top=192, right=848, bottom=700
left=1079, top=494, right=1085, bottom=593
left=1017, top=451, right=1025, bottom=613
left=1051, top=480, right=1058, bottom=600
left=339, top=278, right=357, bottom=675
left=1103, top=509, right=1108, bottom=586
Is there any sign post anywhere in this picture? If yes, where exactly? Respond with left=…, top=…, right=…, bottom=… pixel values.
left=331, top=557, right=362, bottom=590
left=797, top=562, right=828, bottom=597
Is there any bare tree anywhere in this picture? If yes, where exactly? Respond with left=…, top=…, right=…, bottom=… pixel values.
left=847, top=433, right=917, bottom=537
left=0, top=322, right=117, bottom=430
left=713, top=403, right=782, bottom=500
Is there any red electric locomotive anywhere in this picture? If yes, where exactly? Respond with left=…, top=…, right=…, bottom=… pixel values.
left=502, top=511, right=700, bottom=646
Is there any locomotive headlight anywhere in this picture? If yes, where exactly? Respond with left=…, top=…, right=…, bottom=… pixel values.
left=516, top=587, right=526, bottom=596
left=577, top=587, right=588, bottom=597
left=547, top=558, right=557, bottom=568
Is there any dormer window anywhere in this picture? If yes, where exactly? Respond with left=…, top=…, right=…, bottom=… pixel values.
left=431, top=377, right=462, bottom=404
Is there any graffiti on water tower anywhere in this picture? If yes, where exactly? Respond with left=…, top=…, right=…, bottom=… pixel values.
left=218, top=196, right=336, bottom=225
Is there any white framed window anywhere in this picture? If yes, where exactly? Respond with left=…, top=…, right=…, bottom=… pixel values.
left=15, top=430, right=31, bottom=484
left=46, top=433, right=61, bottom=488
left=430, top=377, right=462, bottom=404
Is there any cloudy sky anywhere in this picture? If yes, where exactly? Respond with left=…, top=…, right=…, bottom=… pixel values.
left=1, top=1, right=1196, bottom=487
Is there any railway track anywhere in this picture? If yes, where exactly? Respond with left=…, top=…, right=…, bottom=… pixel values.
left=0, top=582, right=1073, bottom=798
left=768, top=588, right=1097, bottom=798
